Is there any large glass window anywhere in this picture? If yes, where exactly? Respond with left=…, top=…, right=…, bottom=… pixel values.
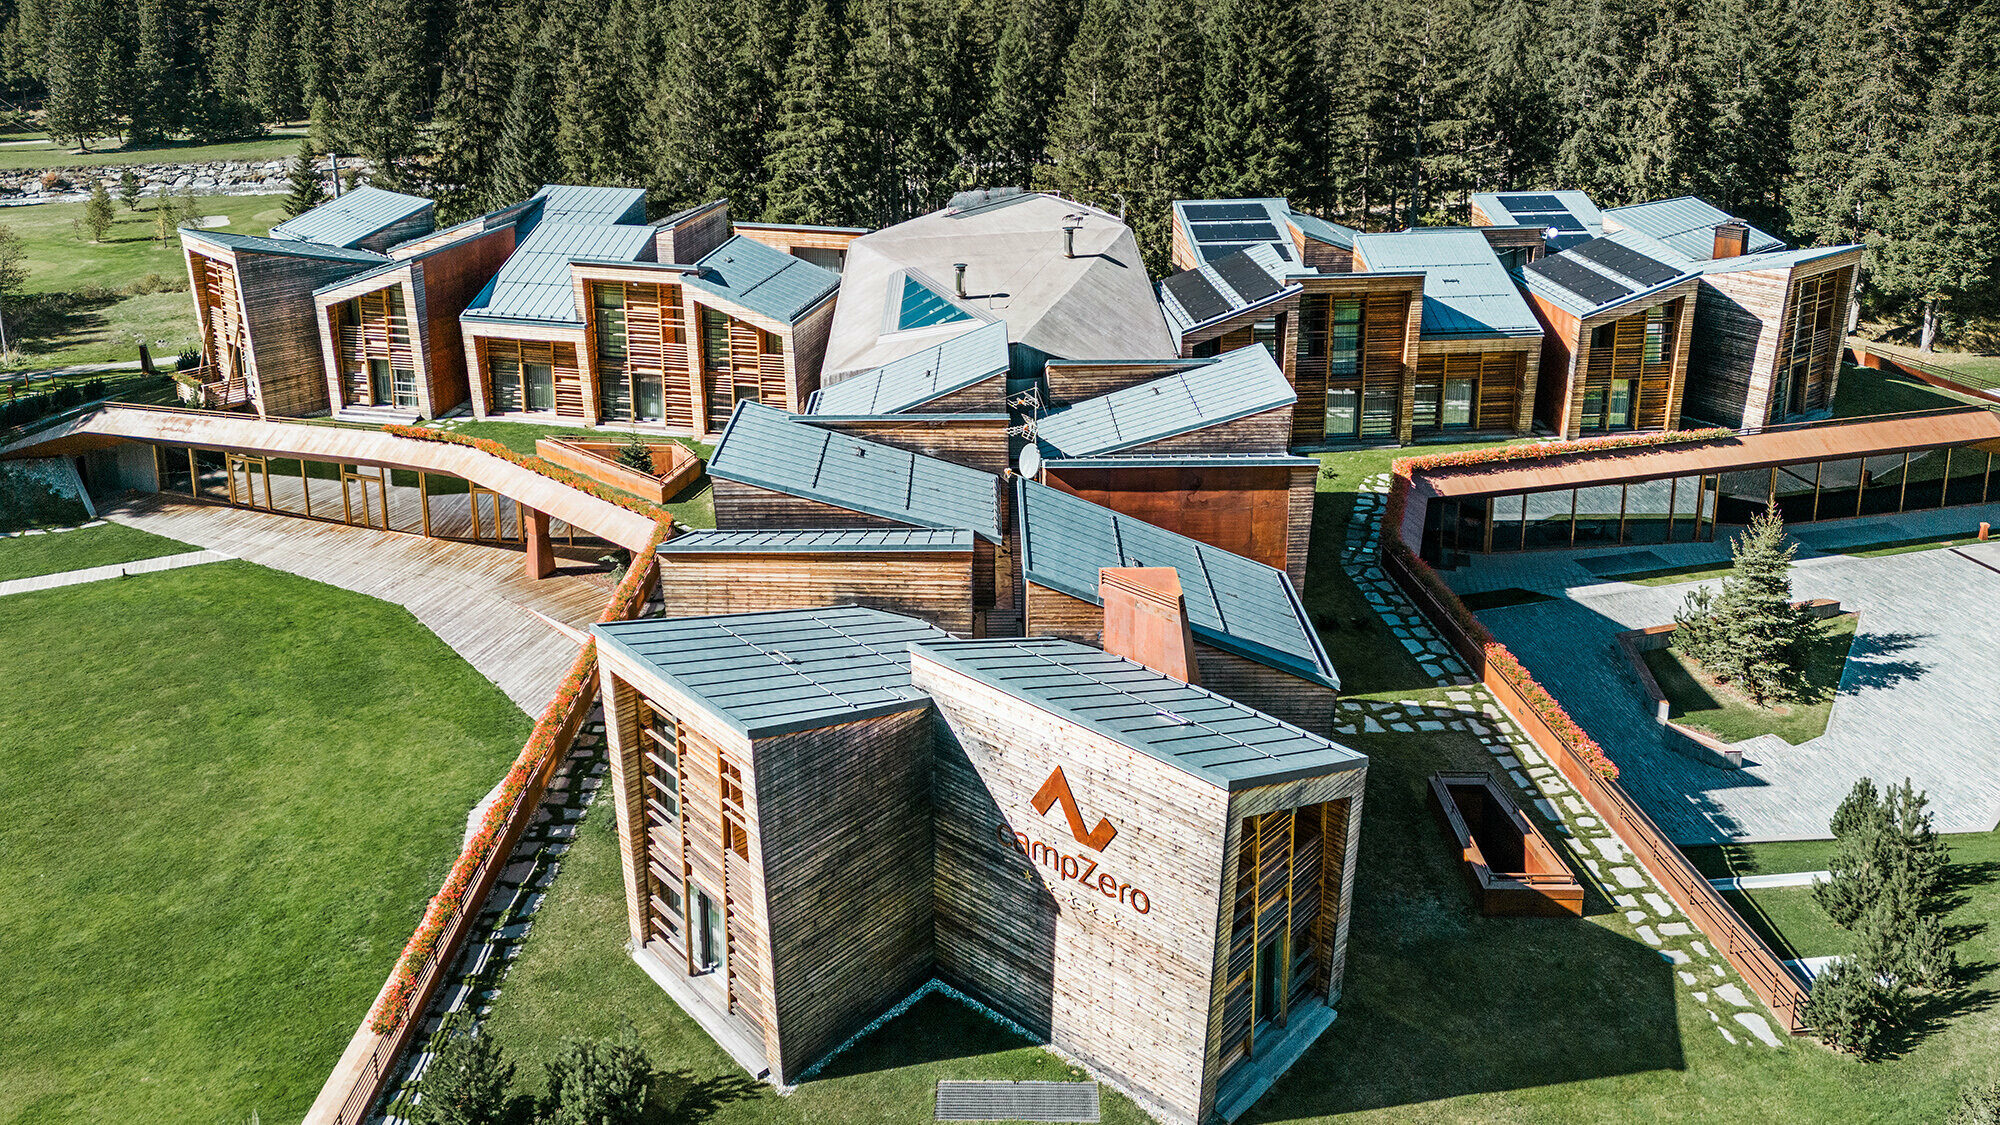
left=1644, top=306, right=1667, bottom=364
left=1523, top=489, right=1575, bottom=548
left=1443, top=377, right=1474, bottom=428
left=636, top=372, right=664, bottom=422
left=1329, top=300, right=1361, bottom=378
left=525, top=362, right=554, bottom=412
left=1324, top=387, right=1359, bottom=440
left=1607, top=379, right=1635, bottom=429
left=594, top=284, right=627, bottom=362
left=1411, top=378, right=1441, bottom=431
left=491, top=351, right=521, bottom=412
left=369, top=358, right=391, bottom=403
left=1252, top=319, right=1279, bottom=360
left=1361, top=384, right=1398, bottom=440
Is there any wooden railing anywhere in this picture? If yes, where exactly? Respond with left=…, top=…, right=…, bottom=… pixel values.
left=305, top=548, right=663, bottom=1125
left=1380, top=542, right=1811, bottom=1034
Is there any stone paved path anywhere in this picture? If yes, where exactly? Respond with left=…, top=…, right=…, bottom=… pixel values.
left=1334, top=472, right=1785, bottom=1051
left=0, top=548, right=233, bottom=597
left=1479, top=540, right=2000, bottom=842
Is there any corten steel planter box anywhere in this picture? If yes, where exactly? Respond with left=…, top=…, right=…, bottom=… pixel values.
left=535, top=438, right=703, bottom=504
left=1428, top=772, right=1584, bottom=917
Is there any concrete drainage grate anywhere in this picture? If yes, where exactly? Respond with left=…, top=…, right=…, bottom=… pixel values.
left=935, top=1080, right=1100, bottom=1122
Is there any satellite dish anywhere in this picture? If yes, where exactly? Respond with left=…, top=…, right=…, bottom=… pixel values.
left=1019, top=444, right=1042, bottom=479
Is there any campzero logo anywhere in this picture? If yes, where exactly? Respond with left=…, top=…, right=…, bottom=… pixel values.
left=1001, top=766, right=1151, bottom=915
left=1033, top=766, right=1117, bottom=850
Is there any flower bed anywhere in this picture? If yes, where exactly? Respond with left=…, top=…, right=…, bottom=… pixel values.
left=382, top=424, right=674, bottom=524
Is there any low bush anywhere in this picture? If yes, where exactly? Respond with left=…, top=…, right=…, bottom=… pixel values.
left=1801, top=957, right=1894, bottom=1058
left=542, top=1034, right=651, bottom=1125
left=411, top=1024, right=513, bottom=1125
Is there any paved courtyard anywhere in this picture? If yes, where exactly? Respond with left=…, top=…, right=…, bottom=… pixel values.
left=1476, top=537, right=2000, bottom=844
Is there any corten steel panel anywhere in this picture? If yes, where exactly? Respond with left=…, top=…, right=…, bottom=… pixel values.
left=1414, top=409, right=2000, bottom=499
left=915, top=654, right=1233, bottom=1125
left=1043, top=465, right=1295, bottom=573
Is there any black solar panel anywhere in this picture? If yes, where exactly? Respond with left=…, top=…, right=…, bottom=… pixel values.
left=1212, top=250, right=1280, bottom=303
left=1183, top=202, right=1268, bottom=222
left=1498, top=193, right=1563, bottom=213
left=1573, top=237, right=1682, bottom=286
left=1511, top=212, right=1585, bottom=232
left=1525, top=255, right=1634, bottom=307
left=1192, top=221, right=1281, bottom=242
left=1162, top=268, right=1233, bottom=324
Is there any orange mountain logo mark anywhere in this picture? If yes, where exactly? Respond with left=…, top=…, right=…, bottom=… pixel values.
left=1032, top=767, right=1117, bottom=851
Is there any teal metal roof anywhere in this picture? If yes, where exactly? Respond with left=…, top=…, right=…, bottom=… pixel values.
left=1035, top=346, right=1294, bottom=457
left=709, top=403, right=1004, bottom=542
left=658, top=528, right=973, bottom=554
left=530, top=184, right=649, bottom=227
left=1352, top=228, right=1542, bottom=339
left=1603, top=197, right=1785, bottom=261
left=1043, top=453, right=1318, bottom=470
left=182, top=227, right=392, bottom=266
left=1285, top=206, right=1359, bottom=250
left=461, top=221, right=654, bottom=325
left=593, top=606, right=948, bottom=738
left=1014, top=479, right=1338, bottom=689
left=1515, top=232, right=1699, bottom=318
left=914, top=637, right=1364, bottom=790
left=807, top=319, right=1010, bottom=415
left=1697, top=243, right=1862, bottom=275
left=684, top=235, right=841, bottom=324
left=268, top=185, right=433, bottom=248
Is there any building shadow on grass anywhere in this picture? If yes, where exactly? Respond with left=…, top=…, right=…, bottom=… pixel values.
left=1241, top=724, right=1689, bottom=1118
left=807, top=992, right=1045, bottom=1082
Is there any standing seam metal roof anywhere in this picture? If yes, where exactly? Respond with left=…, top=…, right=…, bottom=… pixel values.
left=808, top=319, right=1010, bottom=415
left=1602, top=197, right=1786, bottom=261
left=182, top=228, right=392, bottom=266
left=708, top=402, right=1004, bottom=542
left=915, top=638, right=1363, bottom=790
left=268, top=185, right=433, bottom=248
left=657, top=528, right=973, bottom=553
left=1157, top=243, right=1302, bottom=343
left=461, top=222, right=655, bottom=325
left=530, top=184, right=649, bottom=227
left=1034, top=346, right=1295, bottom=457
left=1014, top=479, right=1337, bottom=688
left=686, top=235, right=842, bottom=324
left=1352, top=229, right=1542, bottom=339
left=1515, top=232, right=1698, bottom=318
left=593, top=606, right=948, bottom=738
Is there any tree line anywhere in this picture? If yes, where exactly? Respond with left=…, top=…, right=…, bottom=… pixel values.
left=6, top=0, right=1997, bottom=345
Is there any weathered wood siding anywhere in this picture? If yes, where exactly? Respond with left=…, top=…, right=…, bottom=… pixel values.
left=656, top=201, right=732, bottom=264
left=1685, top=250, right=1860, bottom=430
left=355, top=205, right=436, bottom=254
left=1044, top=360, right=1196, bottom=405
left=916, top=654, right=1232, bottom=1125
left=657, top=551, right=976, bottom=634
left=756, top=708, right=936, bottom=1080
left=1116, top=403, right=1294, bottom=457
left=809, top=416, right=1010, bottom=475
left=1290, top=276, right=1424, bottom=448
left=1528, top=283, right=1698, bottom=439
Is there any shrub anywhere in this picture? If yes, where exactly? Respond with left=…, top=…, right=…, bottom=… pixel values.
left=1947, top=1080, right=2000, bottom=1125
left=410, top=1025, right=513, bottom=1125
left=1901, top=912, right=1959, bottom=992
left=542, top=1035, right=651, bottom=1125
left=177, top=346, right=202, bottom=372
left=616, top=431, right=653, bottom=473
left=51, top=383, right=83, bottom=409
left=1669, top=507, right=1823, bottom=705
left=1801, top=957, right=1895, bottom=1057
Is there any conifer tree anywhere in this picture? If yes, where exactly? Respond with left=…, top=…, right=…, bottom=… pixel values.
left=647, top=0, right=767, bottom=213
left=425, top=0, right=512, bottom=221
left=128, top=0, right=182, bottom=142
left=490, top=45, right=562, bottom=208
left=283, top=138, right=327, bottom=217
left=43, top=0, right=118, bottom=150
left=410, top=1026, right=513, bottom=1125
left=82, top=179, right=115, bottom=241
left=118, top=168, right=141, bottom=211
left=1670, top=506, right=1820, bottom=705
left=1117, top=0, right=1202, bottom=271
left=982, top=0, right=1079, bottom=187
left=762, top=0, right=864, bottom=226
left=1197, top=0, right=1323, bottom=202
left=549, top=0, right=640, bottom=188
left=1622, top=0, right=1714, bottom=201
left=1038, top=0, right=1133, bottom=209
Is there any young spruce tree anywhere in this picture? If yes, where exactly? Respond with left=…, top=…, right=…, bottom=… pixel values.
left=283, top=138, right=328, bottom=217
left=1670, top=506, right=1820, bottom=705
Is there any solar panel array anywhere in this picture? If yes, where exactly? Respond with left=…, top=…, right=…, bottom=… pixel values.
left=1191, top=221, right=1280, bottom=242
left=1573, top=238, right=1682, bottom=286
left=1162, top=269, right=1233, bottom=324
left=1497, top=193, right=1563, bottom=213
left=1182, top=201, right=1268, bottom=222
left=1213, top=250, right=1280, bottom=303
left=1524, top=254, right=1634, bottom=307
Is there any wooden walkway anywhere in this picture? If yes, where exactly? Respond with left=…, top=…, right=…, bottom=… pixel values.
left=102, top=494, right=617, bottom=715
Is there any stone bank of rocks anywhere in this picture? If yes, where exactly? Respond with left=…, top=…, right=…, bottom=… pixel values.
left=0, top=156, right=376, bottom=206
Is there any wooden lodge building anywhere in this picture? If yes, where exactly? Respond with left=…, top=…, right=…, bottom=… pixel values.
left=1599, top=197, right=1862, bottom=432
left=1514, top=232, right=1702, bottom=438
left=803, top=318, right=1014, bottom=476
left=593, top=589, right=1367, bottom=1125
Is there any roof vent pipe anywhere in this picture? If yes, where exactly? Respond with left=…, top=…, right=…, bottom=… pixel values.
left=954, top=262, right=968, bottom=297
left=1063, top=213, right=1085, bottom=258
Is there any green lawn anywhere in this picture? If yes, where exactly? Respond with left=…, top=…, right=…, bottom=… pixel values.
left=446, top=420, right=717, bottom=528
left=0, top=560, right=531, bottom=1124
left=1722, top=886, right=1853, bottom=961
left=1849, top=338, right=2000, bottom=395
left=1642, top=614, right=1857, bottom=744
left=1831, top=361, right=1994, bottom=417
left=0, top=130, right=303, bottom=172
left=0, top=194, right=290, bottom=368
left=0, top=520, right=192, bottom=580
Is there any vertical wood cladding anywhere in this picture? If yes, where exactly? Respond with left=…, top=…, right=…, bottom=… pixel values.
left=755, top=708, right=937, bottom=1080
left=188, top=242, right=378, bottom=417
left=656, top=203, right=732, bottom=264
left=1684, top=251, right=1861, bottom=430
left=1023, top=584, right=1334, bottom=730
left=1285, top=464, right=1316, bottom=593
left=1044, top=360, right=1199, bottom=405
left=1116, top=405, right=1295, bottom=457
left=1530, top=285, right=1698, bottom=439
left=1289, top=277, right=1424, bottom=447
left=656, top=551, right=976, bottom=634
left=915, top=656, right=1232, bottom=1125
left=587, top=279, right=695, bottom=428
left=415, top=227, right=517, bottom=415
left=472, top=336, right=586, bottom=419
left=809, top=416, right=1010, bottom=475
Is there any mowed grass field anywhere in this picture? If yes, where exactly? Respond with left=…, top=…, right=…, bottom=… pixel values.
left=0, top=560, right=531, bottom=1123
left=0, top=129, right=303, bottom=172
left=0, top=521, right=193, bottom=581
left=0, top=193, right=289, bottom=368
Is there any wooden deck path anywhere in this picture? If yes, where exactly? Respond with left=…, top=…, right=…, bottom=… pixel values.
left=101, top=494, right=617, bottom=715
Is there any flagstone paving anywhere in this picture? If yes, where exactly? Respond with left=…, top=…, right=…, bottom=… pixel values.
left=1332, top=472, right=1782, bottom=1051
